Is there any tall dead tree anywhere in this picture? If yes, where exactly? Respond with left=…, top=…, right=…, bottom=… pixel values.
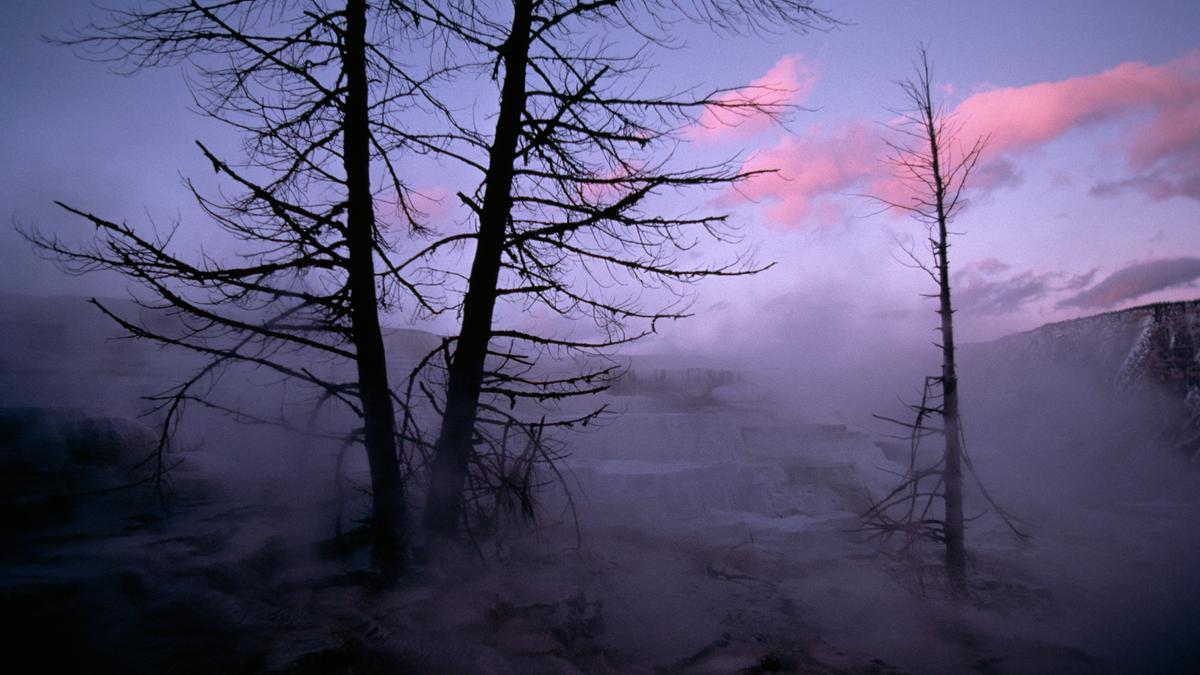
left=398, top=0, right=836, bottom=538
left=25, top=0, right=439, bottom=575
left=861, top=47, right=1022, bottom=593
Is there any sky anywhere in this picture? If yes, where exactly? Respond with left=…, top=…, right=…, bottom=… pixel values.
left=2, top=0, right=1198, bottom=350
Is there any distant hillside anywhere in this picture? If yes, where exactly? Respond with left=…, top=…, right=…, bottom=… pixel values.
left=0, top=293, right=445, bottom=414
left=968, top=299, right=1200, bottom=378
left=381, top=327, right=444, bottom=361
left=962, top=299, right=1200, bottom=461
left=0, top=293, right=444, bottom=362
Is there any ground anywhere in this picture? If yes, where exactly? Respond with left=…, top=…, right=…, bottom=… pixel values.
left=5, top=454, right=1198, bottom=674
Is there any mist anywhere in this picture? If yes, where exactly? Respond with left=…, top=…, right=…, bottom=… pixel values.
left=5, top=1, right=1200, bottom=674
left=4, top=282, right=1200, bottom=674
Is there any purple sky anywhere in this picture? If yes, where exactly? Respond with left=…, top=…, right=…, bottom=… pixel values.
left=2, top=0, right=1198, bottom=349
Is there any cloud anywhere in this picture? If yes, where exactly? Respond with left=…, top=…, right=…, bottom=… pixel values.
left=717, top=121, right=884, bottom=225
left=955, top=52, right=1200, bottom=201
left=960, top=257, right=1011, bottom=277
left=686, top=54, right=817, bottom=142
left=953, top=258, right=1096, bottom=315
left=401, top=185, right=458, bottom=229
left=1058, top=257, right=1200, bottom=310
left=725, top=51, right=1200, bottom=228
left=1090, top=169, right=1200, bottom=201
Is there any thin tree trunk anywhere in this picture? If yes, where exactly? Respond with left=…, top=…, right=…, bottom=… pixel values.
left=925, top=90, right=966, bottom=592
left=938, top=241, right=966, bottom=592
left=343, top=0, right=406, bottom=573
left=424, top=0, right=534, bottom=537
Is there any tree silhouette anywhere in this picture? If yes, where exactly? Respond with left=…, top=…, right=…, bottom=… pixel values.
left=861, top=46, right=1023, bottom=594
left=25, top=0, right=439, bottom=575
left=394, top=0, right=837, bottom=539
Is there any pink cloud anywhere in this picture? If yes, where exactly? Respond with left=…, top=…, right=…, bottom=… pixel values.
left=405, top=185, right=456, bottom=227
left=727, top=51, right=1200, bottom=228
left=954, top=54, right=1200, bottom=157
left=955, top=52, right=1200, bottom=200
left=1090, top=90, right=1200, bottom=200
left=686, top=54, right=817, bottom=142
left=718, top=121, right=881, bottom=224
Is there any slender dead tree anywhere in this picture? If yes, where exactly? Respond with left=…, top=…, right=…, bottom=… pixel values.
left=861, top=47, right=1022, bottom=593
left=397, top=0, right=836, bottom=539
left=24, top=0, right=442, bottom=575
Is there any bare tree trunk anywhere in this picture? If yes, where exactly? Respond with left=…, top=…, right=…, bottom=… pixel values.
left=926, top=86, right=966, bottom=593
left=937, top=225, right=966, bottom=592
left=343, top=0, right=406, bottom=573
left=423, top=0, right=534, bottom=538
left=861, top=48, right=1025, bottom=595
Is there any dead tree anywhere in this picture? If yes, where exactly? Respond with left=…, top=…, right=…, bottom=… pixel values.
left=24, top=0, right=439, bottom=575
left=396, top=0, right=836, bottom=539
left=861, top=47, right=1022, bottom=593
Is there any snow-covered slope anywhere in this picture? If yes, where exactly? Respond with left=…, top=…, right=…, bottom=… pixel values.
left=963, top=299, right=1200, bottom=461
